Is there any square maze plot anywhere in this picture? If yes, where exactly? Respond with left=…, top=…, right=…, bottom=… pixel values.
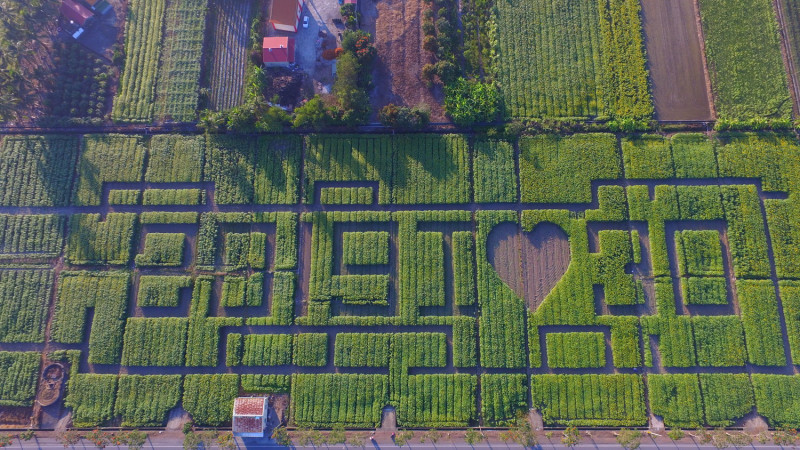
left=2, top=132, right=800, bottom=430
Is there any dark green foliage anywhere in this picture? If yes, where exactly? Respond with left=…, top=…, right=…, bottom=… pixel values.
left=481, top=374, right=528, bottom=426
left=204, top=134, right=302, bottom=205
left=121, top=318, right=188, bottom=366
left=291, top=374, right=388, bottom=427
left=135, top=233, right=185, bottom=267
left=293, top=333, right=328, bottom=367
left=334, top=333, right=391, bottom=367
left=0, top=352, right=40, bottom=407
left=66, top=374, right=118, bottom=427
left=241, top=374, right=291, bottom=393
left=737, top=279, right=786, bottom=366
left=67, top=213, right=138, bottom=265
left=676, top=230, right=724, bottom=276
left=473, top=139, right=517, bottom=203
left=443, top=78, right=499, bottom=126
left=182, top=374, right=239, bottom=426
left=242, top=334, right=293, bottom=366
left=0, top=214, right=65, bottom=259
left=342, top=231, right=389, bottom=265
left=0, top=270, right=53, bottom=342
left=692, top=316, right=746, bottom=367
left=137, top=276, right=192, bottom=307
left=145, top=134, right=204, bottom=182
left=52, top=271, right=129, bottom=364
left=700, top=373, right=754, bottom=427
left=531, top=374, right=646, bottom=426
left=752, top=374, right=800, bottom=427
left=519, top=134, right=620, bottom=203
left=0, top=136, right=80, bottom=207
left=73, top=134, right=146, bottom=206
left=648, top=374, right=703, bottom=428
left=115, top=375, right=182, bottom=426
left=545, top=332, right=605, bottom=368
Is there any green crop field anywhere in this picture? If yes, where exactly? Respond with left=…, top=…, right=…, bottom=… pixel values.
left=493, top=0, right=652, bottom=120
left=698, top=0, right=792, bottom=121
left=2, top=131, right=800, bottom=431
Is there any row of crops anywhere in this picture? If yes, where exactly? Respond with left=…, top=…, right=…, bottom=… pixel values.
left=483, top=0, right=796, bottom=122
left=111, top=0, right=208, bottom=122
left=14, top=365, right=800, bottom=428
left=4, top=132, right=800, bottom=208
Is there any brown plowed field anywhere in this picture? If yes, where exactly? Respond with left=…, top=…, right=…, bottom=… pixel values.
left=487, top=222, right=570, bottom=312
left=641, top=0, right=713, bottom=121
left=363, top=0, right=446, bottom=121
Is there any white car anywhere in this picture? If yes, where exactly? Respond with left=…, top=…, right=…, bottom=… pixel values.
left=303, top=16, right=310, bottom=28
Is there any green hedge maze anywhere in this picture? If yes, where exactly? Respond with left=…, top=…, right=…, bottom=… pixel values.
left=2, top=132, right=800, bottom=429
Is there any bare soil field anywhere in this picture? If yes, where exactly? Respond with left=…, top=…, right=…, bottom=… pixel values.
left=487, top=222, right=570, bottom=311
left=640, top=0, right=713, bottom=121
left=205, top=0, right=252, bottom=110
left=363, top=0, right=446, bottom=122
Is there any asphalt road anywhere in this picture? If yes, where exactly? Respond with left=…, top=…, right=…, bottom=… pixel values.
left=0, top=437, right=793, bottom=449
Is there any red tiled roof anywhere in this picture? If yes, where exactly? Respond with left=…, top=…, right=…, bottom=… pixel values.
left=233, top=397, right=266, bottom=416
left=263, top=37, right=295, bottom=64
left=61, top=0, right=93, bottom=26
left=233, top=416, right=263, bottom=434
left=269, top=0, right=299, bottom=27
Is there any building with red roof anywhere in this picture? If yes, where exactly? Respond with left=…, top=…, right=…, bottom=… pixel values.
left=232, top=397, right=268, bottom=437
left=61, top=0, right=94, bottom=27
left=269, top=0, right=305, bottom=32
left=262, top=37, right=295, bottom=66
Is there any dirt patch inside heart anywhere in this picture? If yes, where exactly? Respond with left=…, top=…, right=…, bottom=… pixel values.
left=486, top=222, right=571, bottom=311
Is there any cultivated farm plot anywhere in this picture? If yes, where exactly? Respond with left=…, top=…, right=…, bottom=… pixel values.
left=206, top=0, right=252, bottom=111
left=640, top=0, right=713, bottom=121
left=697, top=0, right=792, bottom=121
left=3, top=132, right=800, bottom=430
left=494, top=0, right=652, bottom=120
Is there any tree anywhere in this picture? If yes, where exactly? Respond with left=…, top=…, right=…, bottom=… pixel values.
left=0, top=434, right=12, bottom=448
left=293, top=96, right=329, bottom=129
left=666, top=428, right=685, bottom=441
left=561, top=426, right=581, bottom=447
left=347, top=433, right=367, bottom=447
left=394, top=429, right=414, bottom=446
left=444, top=78, right=499, bottom=126
left=272, top=427, right=292, bottom=447
left=420, top=429, right=441, bottom=443
left=57, top=430, right=81, bottom=448
left=616, top=429, right=642, bottom=450
left=327, top=424, right=346, bottom=444
left=379, top=104, right=430, bottom=130
left=464, top=429, right=485, bottom=445
left=86, top=429, right=111, bottom=448
left=217, top=432, right=236, bottom=450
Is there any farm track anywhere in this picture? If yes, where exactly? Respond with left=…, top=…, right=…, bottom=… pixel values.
left=0, top=121, right=718, bottom=136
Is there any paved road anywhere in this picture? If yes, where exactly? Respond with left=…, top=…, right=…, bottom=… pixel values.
left=0, top=437, right=794, bottom=449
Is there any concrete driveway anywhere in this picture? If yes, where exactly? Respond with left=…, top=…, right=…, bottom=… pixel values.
left=268, top=0, right=346, bottom=92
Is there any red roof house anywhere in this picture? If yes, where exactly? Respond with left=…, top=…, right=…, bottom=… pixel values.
left=262, top=37, right=295, bottom=66
left=269, top=0, right=305, bottom=32
left=61, top=0, right=94, bottom=27
left=232, top=397, right=268, bottom=437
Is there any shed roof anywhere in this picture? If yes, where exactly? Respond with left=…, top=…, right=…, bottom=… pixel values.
left=233, top=397, right=266, bottom=416
left=269, top=0, right=299, bottom=27
left=263, top=37, right=295, bottom=64
left=61, top=0, right=93, bottom=26
left=233, top=416, right=263, bottom=434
